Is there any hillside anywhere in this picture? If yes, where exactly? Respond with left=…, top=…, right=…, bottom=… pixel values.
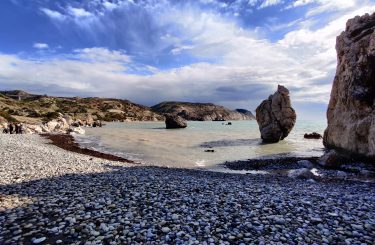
left=0, top=91, right=254, bottom=123
left=235, top=109, right=255, bottom=119
left=152, top=102, right=254, bottom=121
left=0, top=91, right=163, bottom=123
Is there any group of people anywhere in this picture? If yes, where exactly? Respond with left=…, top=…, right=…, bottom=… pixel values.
left=2, top=123, right=24, bottom=134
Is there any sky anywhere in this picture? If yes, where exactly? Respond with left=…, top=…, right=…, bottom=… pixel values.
left=0, top=0, right=374, bottom=120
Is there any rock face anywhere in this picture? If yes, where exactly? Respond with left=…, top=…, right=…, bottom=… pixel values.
left=165, top=114, right=187, bottom=129
left=255, top=85, right=296, bottom=143
left=152, top=102, right=254, bottom=121
left=323, top=13, right=375, bottom=160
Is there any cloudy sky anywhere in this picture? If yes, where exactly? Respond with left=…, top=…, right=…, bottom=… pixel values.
left=0, top=0, right=374, bottom=119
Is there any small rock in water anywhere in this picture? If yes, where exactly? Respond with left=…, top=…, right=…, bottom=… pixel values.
left=304, top=132, right=322, bottom=139
left=204, top=149, right=215, bottom=153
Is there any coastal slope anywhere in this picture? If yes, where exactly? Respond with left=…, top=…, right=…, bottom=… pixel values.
left=0, top=90, right=163, bottom=123
left=152, top=101, right=254, bottom=121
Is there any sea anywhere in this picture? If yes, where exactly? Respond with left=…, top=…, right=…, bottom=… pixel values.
left=74, top=120, right=326, bottom=169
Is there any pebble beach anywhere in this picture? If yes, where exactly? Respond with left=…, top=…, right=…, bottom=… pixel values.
left=1, top=134, right=374, bottom=244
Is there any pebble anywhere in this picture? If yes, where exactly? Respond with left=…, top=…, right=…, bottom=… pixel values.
left=162, top=227, right=171, bottom=233
left=32, top=237, right=46, bottom=244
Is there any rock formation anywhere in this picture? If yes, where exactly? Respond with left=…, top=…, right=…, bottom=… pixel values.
left=152, top=102, right=254, bottom=121
left=256, top=85, right=296, bottom=143
left=323, top=13, right=375, bottom=160
left=165, top=114, right=187, bottom=129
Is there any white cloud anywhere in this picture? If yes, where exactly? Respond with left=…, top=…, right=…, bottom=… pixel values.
left=3, top=0, right=375, bottom=117
left=258, top=0, right=284, bottom=9
left=170, top=45, right=194, bottom=55
left=40, top=8, right=66, bottom=21
left=68, top=7, right=93, bottom=18
left=306, top=0, right=357, bottom=16
left=33, top=43, right=49, bottom=49
left=247, top=0, right=258, bottom=7
left=74, top=47, right=131, bottom=63
left=103, top=1, right=118, bottom=10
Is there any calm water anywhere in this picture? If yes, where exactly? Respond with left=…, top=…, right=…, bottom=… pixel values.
left=75, top=120, right=326, bottom=168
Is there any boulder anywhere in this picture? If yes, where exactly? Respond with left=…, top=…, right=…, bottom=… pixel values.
left=256, top=85, right=296, bottom=143
left=68, top=126, right=85, bottom=135
left=319, top=150, right=349, bottom=169
left=165, top=114, right=187, bottom=129
left=323, top=13, right=375, bottom=160
left=304, top=132, right=323, bottom=139
left=45, top=120, right=59, bottom=132
left=288, top=168, right=316, bottom=180
left=72, top=119, right=83, bottom=127
left=0, top=116, right=7, bottom=124
left=84, top=114, right=94, bottom=126
left=26, top=124, right=43, bottom=134
left=62, top=114, right=74, bottom=125
left=297, top=160, right=314, bottom=169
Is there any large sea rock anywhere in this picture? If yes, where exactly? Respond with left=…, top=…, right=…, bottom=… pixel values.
left=256, top=85, right=296, bottom=143
left=323, top=13, right=375, bottom=160
left=165, top=114, right=187, bottom=129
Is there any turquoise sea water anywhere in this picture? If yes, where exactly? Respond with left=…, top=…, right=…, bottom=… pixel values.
left=75, top=120, right=326, bottom=168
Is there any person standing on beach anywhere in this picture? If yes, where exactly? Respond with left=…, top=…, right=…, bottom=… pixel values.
left=19, top=123, right=24, bottom=134
left=9, top=123, right=14, bottom=134
left=15, top=123, right=19, bottom=134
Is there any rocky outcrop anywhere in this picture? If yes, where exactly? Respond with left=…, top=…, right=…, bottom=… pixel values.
left=1, top=113, right=86, bottom=135
left=323, top=13, right=375, bottom=160
left=255, top=85, right=296, bottom=143
left=165, top=114, right=187, bottom=129
left=152, top=102, right=254, bottom=121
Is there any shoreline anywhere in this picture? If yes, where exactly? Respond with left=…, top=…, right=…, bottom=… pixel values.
left=42, top=134, right=136, bottom=164
left=46, top=132, right=375, bottom=182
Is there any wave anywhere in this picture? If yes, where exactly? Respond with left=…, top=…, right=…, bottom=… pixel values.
left=200, top=138, right=262, bottom=148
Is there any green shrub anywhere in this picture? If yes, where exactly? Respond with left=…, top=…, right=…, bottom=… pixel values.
left=0, top=111, right=18, bottom=122
left=42, top=111, right=60, bottom=121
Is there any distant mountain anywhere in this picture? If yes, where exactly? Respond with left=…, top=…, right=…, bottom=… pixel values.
left=235, top=109, right=255, bottom=119
left=0, top=90, right=42, bottom=101
left=152, top=102, right=254, bottom=121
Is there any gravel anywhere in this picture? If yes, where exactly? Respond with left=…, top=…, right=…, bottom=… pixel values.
left=1, top=134, right=374, bottom=244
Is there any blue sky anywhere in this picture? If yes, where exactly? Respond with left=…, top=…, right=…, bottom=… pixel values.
left=0, top=0, right=374, bottom=120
